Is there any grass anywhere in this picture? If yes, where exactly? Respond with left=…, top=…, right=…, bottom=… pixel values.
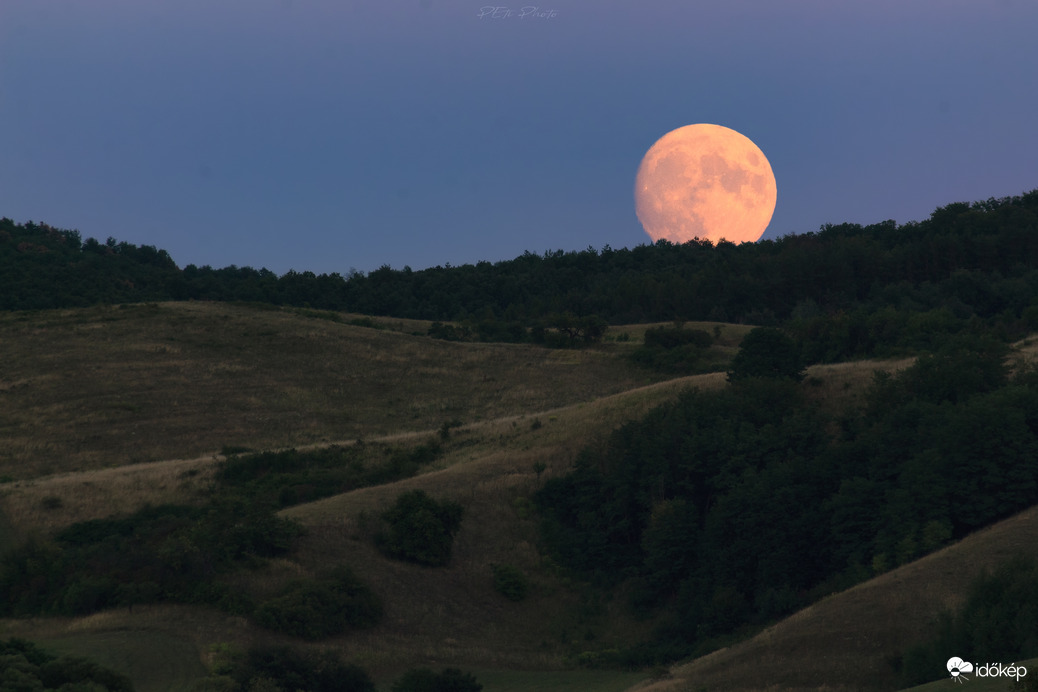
left=38, top=630, right=207, bottom=692
left=459, top=668, right=648, bottom=692
left=0, top=455, right=215, bottom=536
left=801, top=355, right=915, bottom=416
left=0, top=302, right=657, bottom=479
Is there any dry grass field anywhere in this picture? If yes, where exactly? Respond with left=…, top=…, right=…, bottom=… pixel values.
left=2, top=302, right=1036, bottom=692
left=0, top=301, right=657, bottom=478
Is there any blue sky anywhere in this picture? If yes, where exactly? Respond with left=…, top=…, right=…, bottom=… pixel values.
left=2, top=0, right=1036, bottom=275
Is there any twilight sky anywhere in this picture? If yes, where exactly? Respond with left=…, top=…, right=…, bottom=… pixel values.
left=2, top=1, right=1036, bottom=275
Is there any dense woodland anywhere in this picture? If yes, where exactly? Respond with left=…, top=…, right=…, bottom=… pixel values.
left=3, top=189, right=1038, bottom=361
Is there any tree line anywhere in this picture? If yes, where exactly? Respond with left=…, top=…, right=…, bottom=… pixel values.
left=3, top=189, right=1037, bottom=360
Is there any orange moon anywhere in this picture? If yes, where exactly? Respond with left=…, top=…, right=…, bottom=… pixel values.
left=634, top=124, right=777, bottom=245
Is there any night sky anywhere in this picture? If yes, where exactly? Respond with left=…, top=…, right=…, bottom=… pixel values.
left=2, top=1, right=1036, bottom=275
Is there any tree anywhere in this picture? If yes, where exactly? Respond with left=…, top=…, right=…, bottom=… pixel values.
left=253, top=567, right=383, bottom=640
left=376, top=491, right=464, bottom=566
left=727, top=327, right=804, bottom=382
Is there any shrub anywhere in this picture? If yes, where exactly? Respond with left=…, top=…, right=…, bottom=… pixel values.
left=491, top=564, right=529, bottom=602
left=0, top=638, right=134, bottom=692
left=630, top=325, right=714, bottom=374
left=643, top=325, right=712, bottom=350
left=1, top=503, right=301, bottom=618
left=216, top=444, right=442, bottom=509
left=253, top=567, right=382, bottom=640
left=40, top=495, right=63, bottom=510
left=533, top=313, right=608, bottom=347
left=376, top=490, right=464, bottom=566
left=232, top=646, right=375, bottom=692
left=428, top=322, right=471, bottom=341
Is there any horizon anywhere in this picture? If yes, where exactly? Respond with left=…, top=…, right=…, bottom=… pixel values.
left=12, top=187, right=1034, bottom=279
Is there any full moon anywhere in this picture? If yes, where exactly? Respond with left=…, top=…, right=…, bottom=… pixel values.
left=634, top=124, right=777, bottom=245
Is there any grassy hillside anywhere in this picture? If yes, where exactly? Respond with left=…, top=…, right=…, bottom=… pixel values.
left=2, top=302, right=1037, bottom=692
left=0, top=301, right=662, bottom=479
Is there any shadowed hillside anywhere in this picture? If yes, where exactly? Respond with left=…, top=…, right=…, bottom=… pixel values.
left=627, top=502, right=1038, bottom=692
left=0, top=301, right=656, bottom=479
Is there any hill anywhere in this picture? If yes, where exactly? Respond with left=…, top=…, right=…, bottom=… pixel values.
left=0, top=301, right=664, bottom=480
left=1, top=306, right=1037, bottom=691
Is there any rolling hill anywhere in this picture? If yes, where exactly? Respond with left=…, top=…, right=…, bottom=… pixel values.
left=1, top=302, right=1036, bottom=692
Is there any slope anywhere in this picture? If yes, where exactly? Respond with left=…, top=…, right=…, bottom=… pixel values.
left=0, top=301, right=657, bottom=479
left=626, top=497, right=1038, bottom=691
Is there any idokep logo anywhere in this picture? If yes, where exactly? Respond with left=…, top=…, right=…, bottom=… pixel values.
left=947, top=657, right=973, bottom=683
left=947, top=657, right=1028, bottom=683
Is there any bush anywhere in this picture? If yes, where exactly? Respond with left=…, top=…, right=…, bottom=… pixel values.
left=232, top=646, right=375, bottom=692
left=428, top=322, right=471, bottom=341
left=391, top=668, right=482, bottom=692
left=629, top=343, right=709, bottom=374
left=376, top=491, right=464, bottom=566
left=491, top=564, right=529, bottom=601
left=727, top=327, right=804, bottom=382
left=0, top=503, right=301, bottom=618
left=629, top=325, right=714, bottom=374
left=643, top=325, right=712, bottom=350
left=533, top=313, right=608, bottom=347
left=0, top=638, right=134, bottom=692
left=253, top=567, right=383, bottom=640
left=215, top=444, right=442, bottom=509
